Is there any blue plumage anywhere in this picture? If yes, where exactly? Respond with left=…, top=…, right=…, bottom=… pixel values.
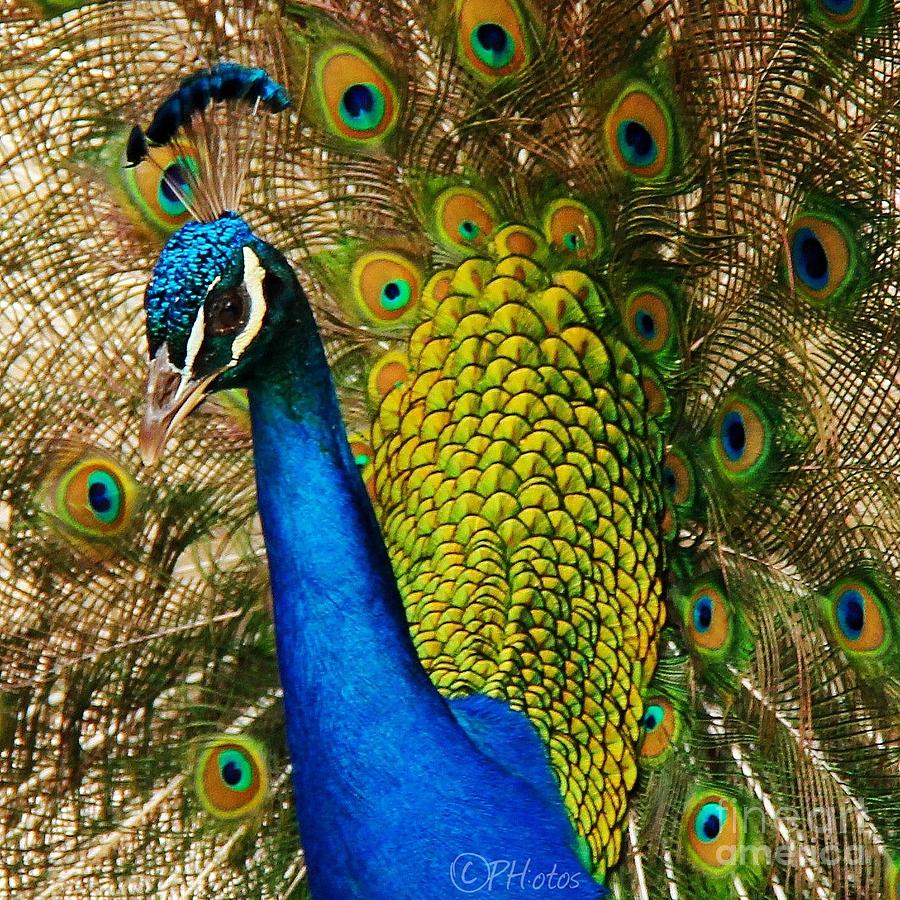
left=143, top=217, right=605, bottom=899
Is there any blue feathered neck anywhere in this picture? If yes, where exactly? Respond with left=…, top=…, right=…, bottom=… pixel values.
left=246, top=288, right=603, bottom=899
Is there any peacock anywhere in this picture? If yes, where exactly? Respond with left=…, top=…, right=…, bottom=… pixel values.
left=1, top=0, right=899, bottom=897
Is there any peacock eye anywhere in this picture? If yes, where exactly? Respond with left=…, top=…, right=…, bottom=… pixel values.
left=315, top=46, right=398, bottom=143
left=682, top=793, right=744, bottom=874
left=340, top=82, right=386, bottom=132
left=662, top=447, right=695, bottom=511
left=693, top=595, right=714, bottom=632
left=682, top=581, right=734, bottom=657
left=625, top=288, right=674, bottom=355
left=158, top=161, right=192, bottom=217
left=787, top=212, right=856, bottom=304
left=711, top=396, right=771, bottom=480
left=120, top=143, right=200, bottom=237
left=826, top=579, right=891, bottom=657
left=694, top=802, right=727, bottom=842
left=195, top=736, right=269, bottom=821
left=43, top=452, right=140, bottom=549
left=605, top=82, right=675, bottom=180
left=471, top=23, right=516, bottom=69
left=457, top=0, right=530, bottom=79
left=639, top=696, right=681, bottom=765
left=351, top=251, right=422, bottom=324
left=207, top=288, right=250, bottom=335
left=433, top=186, right=498, bottom=251
left=542, top=199, right=603, bottom=260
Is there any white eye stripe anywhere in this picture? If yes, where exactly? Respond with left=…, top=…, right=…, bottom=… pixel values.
left=180, top=252, right=267, bottom=380
left=230, top=246, right=268, bottom=362
left=182, top=284, right=211, bottom=377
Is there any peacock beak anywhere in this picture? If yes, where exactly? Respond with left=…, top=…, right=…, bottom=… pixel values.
left=139, top=346, right=221, bottom=466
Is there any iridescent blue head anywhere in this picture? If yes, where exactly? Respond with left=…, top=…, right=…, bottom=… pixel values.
left=139, top=212, right=301, bottom=464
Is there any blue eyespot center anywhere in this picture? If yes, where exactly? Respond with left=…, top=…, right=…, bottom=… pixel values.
left=218, top=748, right=252, bottom=791
left=379, top=278, right=412, bottom=312
left=721, top=411, right=746, bottom=462
left=693, top=595, right=713, bottom=633
left=343, top=84, right=374, bottom=118
left=642, top=704, right=664, bottom=732
left=222, top=760, right=242, bottom=787
left=696, top=802, right=727, bottom=842
left=618, top=120, right=657, bottom=166
left=563, top=231, right=583, bottom=251
left=471, top=23, right=516, bottom=69
left=88, top=481, right=112, bottom=514
left=837, top=589, right=865, bottom=640
left=663, top=465, right=677, bottom=494
left=339, top=83, right=386, bottom=131
left=85, top=470, right=122, bottom=524
left=477, top=23, right=508, bottom=53
left=158, top=159, right=196, bottom=216
left=636, top=309, right=657, bottom=340
left=161, top=164, right=188, bottom=203
left=822, top=0, right=855, bottom=12
left=793, top=227, right=829, bottom=291
left=458, top=219, right=480, bottom=240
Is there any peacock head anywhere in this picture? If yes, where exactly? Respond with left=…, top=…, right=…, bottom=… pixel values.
left=139, top=212, right=300, bottom=465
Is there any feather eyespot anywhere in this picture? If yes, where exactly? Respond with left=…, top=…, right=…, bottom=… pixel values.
left=605, top=83, right=674, bottom=180
left=788, top=212, right=856, bottom=304
left=121, top=143, right=200, bottom=236
left=683, top=794, right=743, bottom=874
left=40, top=451, right=141, bottom=555
left=543, top=200, right=603, bottom=260
left=639, top=696, right=680, bottom=765
left=712, top=397, right=770, bottom=479
left=457, top=0, right=531, bottom=79
left=826, top=580, right=891, bottom=657
left=684, top=582, right=733, bottom=656
left=195, top=736, right=268, bottom=821
left=434, top=187, right=498, bottom=251
left=315, top=47, right=398, bottom=142
left=662, top=447, right=695, bottom=511
left=351, top=252, right=422, bottom=324
left=367, top=351, right=411, bottom=407
left=625, top=288, right=674, bottom=355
